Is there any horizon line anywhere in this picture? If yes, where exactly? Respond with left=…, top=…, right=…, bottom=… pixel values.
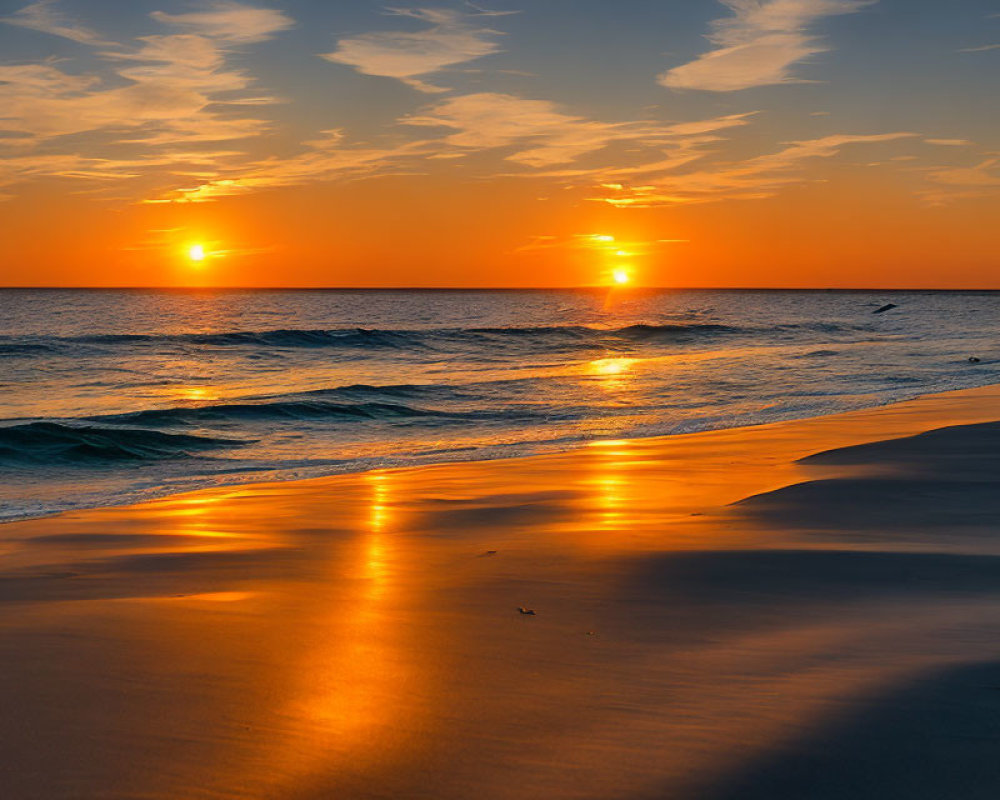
left=3, top=286, right=1000, bottom=292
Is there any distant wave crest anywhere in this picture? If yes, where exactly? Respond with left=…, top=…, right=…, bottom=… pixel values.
left=2, top=322, right=759, bottom=356
left=80, top=328, right=419, bottom=349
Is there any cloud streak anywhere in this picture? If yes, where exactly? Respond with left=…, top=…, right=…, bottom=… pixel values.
left=920, top=158, right=1000, bottom=205
left=403, top=93, right=753, bottom=167
left=660, top=0, right=875, bottom=91
left=147, top=130, right=440, bottom=203
left=0, top=2, right=293, bottom=197
left=148, top=93, right=756, bottom=203
left=595, top=132, right=915, bottom=206
left=150, top=1, right=293, bottom=44
left=322, top=7, right=511, bottom=92
left=0, top=0, right=112, bottom=46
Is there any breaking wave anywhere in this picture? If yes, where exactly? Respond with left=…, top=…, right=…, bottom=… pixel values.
left=0, top=422, right=250, bottom=465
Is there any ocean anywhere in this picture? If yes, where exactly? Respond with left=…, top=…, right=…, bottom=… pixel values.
left=1, top=288, right=997, bottom=521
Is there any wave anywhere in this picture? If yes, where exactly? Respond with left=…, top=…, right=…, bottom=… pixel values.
left=0, top=422, right=250, bottom=466
left=80, top=328, right=421, bottom=349
left=89, top=398, right=440, bottom=427
left=292, top=383, right=458, bottom=400
left=3, top=322, right=752, bottom=355
left=83, top=391, right=555, bottom=427
left=0, top=342, right=60, bottom=357
left=614, top=323, right=738, bottom=340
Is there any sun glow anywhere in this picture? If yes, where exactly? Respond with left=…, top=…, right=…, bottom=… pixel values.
left=188, top=244, right=206, bottom=262
left=591, top=357, right=634, bottom=376
left=612, top=268, right=631, bottom=285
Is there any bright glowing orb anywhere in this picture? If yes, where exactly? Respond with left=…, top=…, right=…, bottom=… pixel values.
left=188, top=244, right=205, bottom=262
left=612, top=268, right=630, bottom=285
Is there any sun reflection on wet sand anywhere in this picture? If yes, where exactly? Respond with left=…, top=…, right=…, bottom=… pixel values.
left=163, top=494, right=254, bottom=547
left=272, top=470, right=413, bottom=791
left=585, top=440, right=635, bottom=531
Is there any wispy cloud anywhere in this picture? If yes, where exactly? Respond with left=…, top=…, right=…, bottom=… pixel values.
left=150, top=1, right=294, bottom=44
left=0, top=149, right=245, bottom=200
left=920, top=158, right=1000, bottom=205
left=958, top=43, right=1000, bottom=53
left=0, top=0, right=111, bottom=46
left=150, top=94, right=761, bottom=204
left=146, top=129, right=439, bottom=203
left=0, top=42, right=269, bottom=145
left=403, top=92, right=632, bottom=165
left=660, top=0, right=875, bottom=92
left=321, top=7, right=512, bottom=92
left=594, top=132, right=914, bottom=206
left=0, top=2, right=293, bottom=197
left=402, top=92, right=753, bottom=167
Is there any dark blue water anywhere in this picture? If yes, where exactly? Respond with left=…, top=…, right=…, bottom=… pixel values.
left=1, top=289, right=998, bottom=520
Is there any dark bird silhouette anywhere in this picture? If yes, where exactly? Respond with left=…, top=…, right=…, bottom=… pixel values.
left=873, top=303, right=897, bottom=314
left=517, top=607, right=536, bottom=615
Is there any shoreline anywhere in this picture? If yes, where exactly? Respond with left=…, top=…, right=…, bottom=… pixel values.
left=6, top=378, right=1000, bottom=525
left=3, top=382, right=1000, bottom=798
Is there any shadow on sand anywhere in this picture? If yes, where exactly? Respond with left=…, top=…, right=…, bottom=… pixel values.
left=735, top=420, right=1000, bottom=533
left=699, top=660, right=1000, bottom=800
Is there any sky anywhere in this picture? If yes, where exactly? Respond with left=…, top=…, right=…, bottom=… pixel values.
left=0, top=0, right=997, bottom=288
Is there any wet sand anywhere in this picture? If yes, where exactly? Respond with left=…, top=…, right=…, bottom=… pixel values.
left=3, top=384, right=1000, bottom=799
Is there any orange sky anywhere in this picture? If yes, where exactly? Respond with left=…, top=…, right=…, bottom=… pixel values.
left=0, top=1, right=997, bottom=288
left=5, top=170, right=995, bottom=289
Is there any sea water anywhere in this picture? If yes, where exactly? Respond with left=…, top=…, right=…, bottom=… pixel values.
left=1, top=288, right=997, bottom=520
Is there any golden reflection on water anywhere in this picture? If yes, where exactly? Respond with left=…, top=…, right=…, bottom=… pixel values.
left=588, top=356, right=636, bottom=393
left=590, top=357, right=634, bottom=377
left=175, top=386, right=220, bottom=403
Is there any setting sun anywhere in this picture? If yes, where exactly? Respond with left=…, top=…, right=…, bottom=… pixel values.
left=188, top=244, right=206, bottom=262
left=612, top=268, right=631, bottom=285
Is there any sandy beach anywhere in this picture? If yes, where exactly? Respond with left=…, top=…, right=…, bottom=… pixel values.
left=3, top=384, right=1000, bottom=799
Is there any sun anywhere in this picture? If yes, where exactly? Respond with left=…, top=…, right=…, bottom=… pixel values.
left=188, top=244, right=206, bottom=262
left=612, top=268, right=630, bottom=285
